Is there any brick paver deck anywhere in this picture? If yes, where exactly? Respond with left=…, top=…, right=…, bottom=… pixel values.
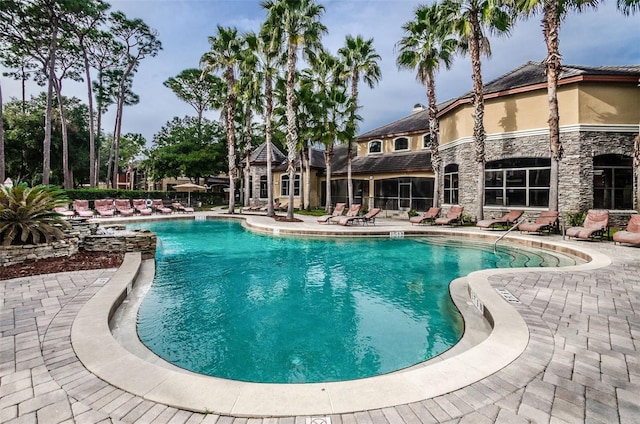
left=1, top=215, right=639, bottom=423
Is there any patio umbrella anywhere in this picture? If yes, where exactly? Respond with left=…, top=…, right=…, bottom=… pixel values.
left=173, top=183, right=207, bottom=206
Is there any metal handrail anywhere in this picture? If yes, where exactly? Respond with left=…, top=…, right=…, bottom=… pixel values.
left=493, top=216, right=527, bottom=253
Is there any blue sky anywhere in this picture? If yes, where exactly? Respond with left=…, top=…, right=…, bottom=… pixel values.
left=2, top=0, right=639, bottom=145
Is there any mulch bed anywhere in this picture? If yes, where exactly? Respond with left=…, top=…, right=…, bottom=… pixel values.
left=0, top=251, right=125, bottom=281
left=273, top=215, right=303, bottom=222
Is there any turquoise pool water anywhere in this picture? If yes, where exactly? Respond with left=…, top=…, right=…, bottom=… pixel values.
left=132, top=219, right=576, bottom=383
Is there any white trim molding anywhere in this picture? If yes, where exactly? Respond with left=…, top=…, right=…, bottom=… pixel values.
left=440, top=124, right=639, bottom=151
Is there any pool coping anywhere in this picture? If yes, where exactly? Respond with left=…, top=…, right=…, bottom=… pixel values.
left=70, top=213, right=612, bottom=417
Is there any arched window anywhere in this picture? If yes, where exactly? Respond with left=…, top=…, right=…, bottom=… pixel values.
left=259, top=175, right=268, bottom=198
left=280, top=174, right=300, bottom=197
left=594, top=154, right=633, bottom=210
left=422, top=134, right=430, bottom=149
left=368, top=140, right=382, bottom=154
left=485, top=158, right=550, bottom=207
left=444, top=164, right=459, bottom=204
left=394, top=137, right=409, bottom=152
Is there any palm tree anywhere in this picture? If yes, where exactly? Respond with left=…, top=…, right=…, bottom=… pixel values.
left=338, top=35, right=382, bottom=207
left=237, top=37, right=264, bottom=208
left=512, top=0, right=638, bottom=212
left=247, top=26, right=282, bottom=216
left=447, top=0, right=511, bottom=221
left=262, top=0, right=327, bottom=220
left=201, top=25, right=243, bottom=214
left=306, top=49, right=344, bottom=212
left=396, top=3, right=457, bottom=209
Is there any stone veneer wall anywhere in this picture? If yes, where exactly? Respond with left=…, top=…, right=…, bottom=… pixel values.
left=440, top=130, right=637, bottom=226
left=1, top=220, right=157, bottom=266
left=0, top=240, right=79, bottom=267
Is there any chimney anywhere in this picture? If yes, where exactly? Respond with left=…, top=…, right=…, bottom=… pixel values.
left=412, top=103, right=426, bottom=114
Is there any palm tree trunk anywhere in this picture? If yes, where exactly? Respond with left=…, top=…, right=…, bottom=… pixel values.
left=634, top=134, right=640, bottom=211
left=347, top=73, right=359, bottom=206
left=470, top=12, right=485, bottom=221
left=305, top=146, right=311, bottom=210
left=265, top=74, right=275, bottom=217
left=427, top=76, right=441, bottom=208
left=243, top=105, right=253, bottom=208
left=299, top=152, right=305, bottom=209
left=285, top=41, right=299, bottom=220
left=543, top=3, right=562, bottom=212
left=325, top=148, right=333, bottom=212
left=224, top=68, right=237, bottom=214
left=0, top=81, right=5, bottom=183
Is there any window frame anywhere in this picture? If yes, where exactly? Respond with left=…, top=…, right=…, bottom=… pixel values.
left=368, top=140, right=382, bottom=155
left=280, top=174, right=301, bottom=197
left=443, top=164, right=459, bottom=205
left=593, top=154, right=633, bottom=210
left=259, top=175, right=268, bottom=199
left=393, top=136, right=409, bottom=152
left=484, top=158, right=550, bottom=207
left=422, top=133, right=430, bottom=150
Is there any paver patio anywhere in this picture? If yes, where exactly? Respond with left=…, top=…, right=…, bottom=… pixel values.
left=1, top=212, right=639, bottom=423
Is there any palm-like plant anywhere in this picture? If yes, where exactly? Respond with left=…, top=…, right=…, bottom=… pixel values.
left=237, top=36, right=264, bottom=208
left=0, top=184, right=70, bottom=246
left=512, top=0, right=606, bottom=212
left=397, top=3, right=457, bottom=209
left=248, top=26, right=283, bottom=216
left=447, top=0, right=512, bottom=221
left=306, top=49, right=345, bottom=211
left=338, top=35, right=382, bottom=207
left=200, top=26, right=244, bottom=214
left=262, top=0, right=327, bottom=220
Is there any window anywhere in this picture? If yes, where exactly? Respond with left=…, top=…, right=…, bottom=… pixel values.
left=394, top=137, right=409, bottom=152
left=444, top=164, right=459, bottom=204
left=422, top=134, right=430, bottom=149
left=259, top=175, right=268, bottom=198
left=368, top=140, right=382, bottom=154
left=485, top=158, right=550, bottom=207
left=593, top=154, right=633, bottom=210
left=280, top=174, right=300, bottom=197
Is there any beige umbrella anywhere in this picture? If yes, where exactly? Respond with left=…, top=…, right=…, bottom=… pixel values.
left=173, top=183, right=207, bottom=206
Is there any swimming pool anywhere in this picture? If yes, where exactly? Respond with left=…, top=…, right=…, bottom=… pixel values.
left=132, top=219, right=577, bottom=384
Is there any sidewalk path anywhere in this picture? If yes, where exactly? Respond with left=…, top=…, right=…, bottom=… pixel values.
left=1, top=215, right=639, bottom=423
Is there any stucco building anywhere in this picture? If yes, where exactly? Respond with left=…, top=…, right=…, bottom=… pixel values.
left=246, top=62, right=640, bottom=222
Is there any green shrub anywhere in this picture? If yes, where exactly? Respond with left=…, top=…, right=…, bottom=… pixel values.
left=407, top=208, right=418, bottom=217
left=565, top=211, right=587, bottom=227
left=0, top=184, right=70, bottom=246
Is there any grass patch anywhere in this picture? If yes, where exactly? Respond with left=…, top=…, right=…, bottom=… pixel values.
left=295, top=209, right=328, bottom=217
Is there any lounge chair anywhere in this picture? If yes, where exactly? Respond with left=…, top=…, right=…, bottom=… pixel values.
left=409, top=207, right=441, bottom=225
left=172, top=202, right=194, bottom=213
left=260, top=201, right=280, bottom=212
left=114, top=199, right=135, bottom=217
left=152, top=199, right=172, bottom=214
left=277, top=202, right=289, bottom=212
left=133, top=199, right=153, bottom=216
left=434, top=206, right=464, bottom=226
left=54, top=205, right=76, bottom=218
left=317, top=203, right=346, bottom=223
left=339, top=207, right=381, bottom=226
left=94, top=199, right=115, bottom=217
left=566, top=209, right=609, bottom=240
left=476, top=209, right=524, bottom=230
left=613, top=214, right=640, bottom=246
left=331, top=204, right=361, bottom=224
left=519, top=211, right=559, bottom=235
left=72, top=200, right=94, bottom=218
